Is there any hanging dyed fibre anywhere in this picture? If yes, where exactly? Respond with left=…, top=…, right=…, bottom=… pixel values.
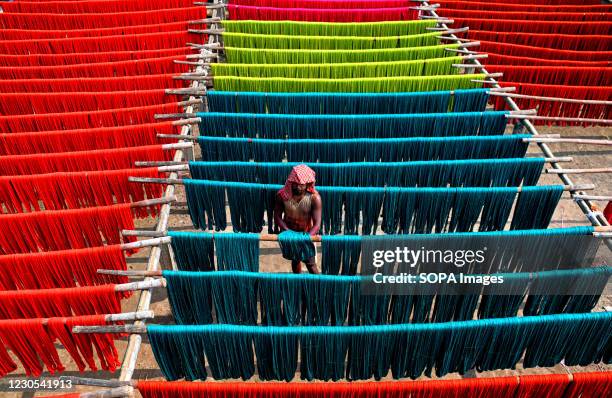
left=0, top=7, right=209, bottom=30
left=465, top=30, right=612, bottom=52
left=162, top=268, right=611, bottom=326
left=0, top=203, right=137, bottom=254
left=492, top=83, right=612, bottom=126
left=134, top=374, right=612, bottom=398
left=0, top=22, right=196, bottom=41
left=0, top=32, right=199, bottom=57
left=438, top=9, right=610, bottom=22
left=0, top=74, right=183, bottom=93
left=0, top=245, right=128, bottom=291
left=449, top=18, right=612, bottom=35
left=210, top=58, right=459, bottom=79
left=0, top=103, right=181, bottom=133
left=0, top=89, right=172, bottom=116
left=476, top=40, right=612, bottom=63
left=220, top=32, right=442, bottom=50
left=166, top=227, right=598, bottom=276
left=223, top=44, right=461, bottom=65
left=211, top=75, right=485, bottom=93
left=435, top=0, right=610, bottom=12
left=206, top=89, right=488, bottom=114
left=0, top=56, right=189, bottom=80
left=2, top=0, right=196, bottom=14
left=147, top=312, right=612, bottom=381
left=277, top=231, right=316, bottom=262
left=0, top=168, right=163, bottom=216
left=168, top=231, right=260, bottom=272
left=227, top=0, right=420, bottom=9
left=485, top=53, right=611, bottom=68
left=0, top=122, right=176, bottom=155
left=225, top=5, right=418, bottom=22
left=562, top=371, right=612, bottom=398
left=221, top=20, right=437, bottom=36
left=0, top=145, right=171, bottom=176
left=0, top=315, right=121, bottom=377
left=188, top=159, right=545, bottom=188
left=183, top=180, right=562, bottom=234
left=482, top=66, right=612, bottom=87
left=0, top=47, right=192, bottom=67
left=198, top=135, right=530, bottom=163
left=0, top=285, right=122, bottom=319
left=196, top=111, right=507, bottom=139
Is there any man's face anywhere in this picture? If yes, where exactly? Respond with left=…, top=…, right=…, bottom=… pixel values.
left=292, top=183, right=307, bottom=195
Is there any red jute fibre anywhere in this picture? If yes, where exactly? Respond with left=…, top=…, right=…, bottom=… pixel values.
left=465, top=30, right=612, bottom=52
left=0, top=102, right=180, bottom=132
left=0, top=245, right=128, bottom=291
left=436, top=0, right=611, bottom=12
left=492, top=82, right=612, bottom=126
left=476, top=40, right=612, bottom=62
left=0, top=168, right=164, bottom=216
left=438, top=9, right=610, bottom=22
left=2, top=0, right=196, bottom=13
left=0, top=145, right=172, bottom=175
left=485, top=53, right=611, bottom=67
left=482, top=66, right=612, bottom=87
left=451, top=18, right=612, bottom=35
left=138, top=377, right=520, bottom=398
left=0, top=121, right=176, bottom=154
left=0, top=22, right=195, bottom=40
left=0, top=285, right=122, bottom=319
left=0, top=74, right=185, bottom=92
left=561, top=372, right=612, bottom=398
left=0, top=204, right=137, bottom=254
left=228, top=0, right=415, bottom=9
left=0, top=47, right=191, bottom=67
left=0, top=56, right=189, bottom=79
left=0, top=89, right=173, bottom=115
left=0, top=7, right=209, bottom=30
left=0, top=31, right=203, bottom=56
left=0, top=315, right=121, bottom=377
left=226, top=4, right=419, bottom=22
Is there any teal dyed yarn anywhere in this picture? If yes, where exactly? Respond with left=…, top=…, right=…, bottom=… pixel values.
left=168, top=231, right=259, bottom=272
left=188, top=159, right=545, bottom=188
left=277, top=230, right=316, bottom=262
left=206, top=90, right=490, bottom=114
left=147, top=312, right=612, bottom=381
left=196, top=111, right=509, bottom=139
left=168, top=231, right=214, bottom=272
left=197, top=135, right=532, bottom=163
left=321, top=235, right=362, bottom=275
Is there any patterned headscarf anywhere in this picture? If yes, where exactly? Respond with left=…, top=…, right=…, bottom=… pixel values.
left=277, top=164, right=317, bottom=201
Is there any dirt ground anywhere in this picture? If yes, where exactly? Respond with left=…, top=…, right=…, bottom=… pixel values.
left=5, top=124, right=611, bottom=397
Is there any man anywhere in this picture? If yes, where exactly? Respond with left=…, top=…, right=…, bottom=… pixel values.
left=274, top=164, right=322, bottom=274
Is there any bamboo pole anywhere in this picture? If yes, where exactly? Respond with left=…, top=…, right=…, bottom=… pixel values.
left=161, top=142, right=193, bottom=150
left=509, top=115, right=612, bottom=124
left=573, top=194, right=612, bottom=201
left=114, top=279, right=166, bottom=292
left=546, top=168, right=612, bottom=175
left=523, top=138, right=612, bottom=146
left=122, top=230, right=165, bottom=237
left=73, top=325, right=148, bottom=334
left=37, top=311, right=154, bottom=326
left=490, top=92, right=612, bottom=106
left=172, top=117, right=201, bottom=126
left=80, top=386, right=134, bottom=398
left=136, top=160, right=190, bottom=166
left=129, top=196, right=176, bottom=208
left=120, top=236, right=171, bottom=251
left=60, top=376, right=132, bottom=388
left=127, top=177, right=593, bottom=191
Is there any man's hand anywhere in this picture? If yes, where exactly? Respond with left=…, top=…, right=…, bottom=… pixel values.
left=308, top=193, right=322, bottom=236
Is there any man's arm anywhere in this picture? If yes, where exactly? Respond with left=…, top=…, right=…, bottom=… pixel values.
left=308, top=193, right=322, bottom=236
left=274, top=194, right=289, bottom=231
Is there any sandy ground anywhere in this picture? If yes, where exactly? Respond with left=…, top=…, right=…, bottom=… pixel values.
left=4, top=124, right=611, bottom=397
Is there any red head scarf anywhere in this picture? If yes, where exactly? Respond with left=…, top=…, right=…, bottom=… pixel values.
left=277, top=164, right=317, bottom=201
